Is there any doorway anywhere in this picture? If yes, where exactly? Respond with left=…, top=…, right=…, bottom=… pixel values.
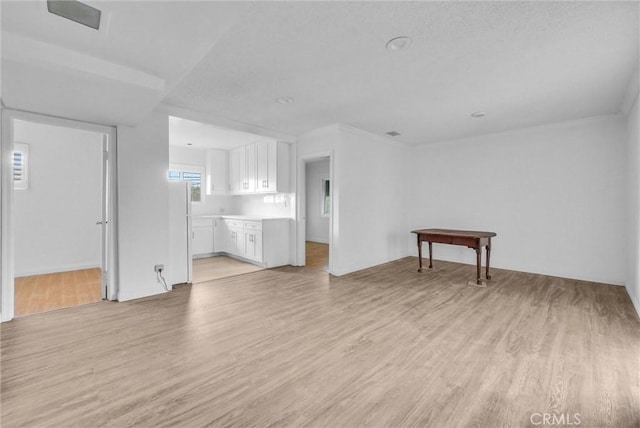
left=1, top=110, right=118, bottom=321
left=297, top=153, right=333, bottom=272
left=305, top=158, right=330, bottom=270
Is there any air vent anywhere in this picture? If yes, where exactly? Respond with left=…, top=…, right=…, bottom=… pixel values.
left=47, top=0, right=101, bottom=30
left=386, top=131, right=401, bottom=137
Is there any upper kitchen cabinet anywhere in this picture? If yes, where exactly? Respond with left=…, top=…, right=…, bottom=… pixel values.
left=255, top=141, right=289, bottom=193
left=229, top=144, right=256, bottom=194
left=229, top=141, right=289, bottom=195
left=205, top=149, right=228, bottom=196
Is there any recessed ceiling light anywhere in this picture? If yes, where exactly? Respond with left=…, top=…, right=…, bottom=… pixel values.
left=386, top=36, right=412, bottom=52
left=276, top=97, right=293, bottom=104
left=471, top=111, right=487, bottom=118
left=47, top=0, right=101, bottom=30
left=386, top=131, right=401, bottom=137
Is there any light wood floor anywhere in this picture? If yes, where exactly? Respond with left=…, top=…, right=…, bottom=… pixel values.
left=305, top=241, right=329, bottom=270
left=192, top=256, right=264, bottom=284
left=1, top=258, right=638, bottom=427
left=14, top=268, right=102, bottom=317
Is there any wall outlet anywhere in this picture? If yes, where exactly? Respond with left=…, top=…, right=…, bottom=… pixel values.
left=154, top=264, right=164, bottom=272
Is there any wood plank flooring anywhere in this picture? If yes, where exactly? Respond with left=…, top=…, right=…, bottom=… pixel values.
left=14, top=268, right=102, bottom=317
left=1, top=258, right=638, bottom=427
left=305, top=241, right=329, bottom=270
left=192, top=256, right=264, bottom=284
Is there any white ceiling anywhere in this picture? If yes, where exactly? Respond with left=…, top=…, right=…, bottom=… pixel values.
left=169, top=116, right=273, bottom=150
left=1, top=1, right=249, bottom=126
left=2, top=1, right=638, bottom=145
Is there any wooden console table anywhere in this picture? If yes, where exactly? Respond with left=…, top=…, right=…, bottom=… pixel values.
left=411, top=229, right=496, bottom=285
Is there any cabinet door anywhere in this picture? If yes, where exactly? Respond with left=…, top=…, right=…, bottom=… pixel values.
left=229, top=148, right=241, bottom=194
left=255, top=141, right=268, bottom=192
left=245, top=231, right=262, bottom=262
left=231, top=228, right=245, bottom=255
left=192, top=226, right=214, bottom=255
left=243, top=221, right=262, bottom=261
left=243, top=231, right=261, bottom=262
left=213, top=218, right=226, bottom=252
left=224, top=220, right=245, bottom=256
left=255, top=141, right=278, bottom=193
left=245, top=144, right=256, bottom=193
left=208, top=150, right=227, bottom=195
left=236, top=146, right=246, bottom=193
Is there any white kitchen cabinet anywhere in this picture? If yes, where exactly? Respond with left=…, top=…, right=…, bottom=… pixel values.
left=192, top=218, right=214, bottom=256
left=212, top=217, right=226, bottom=253
left=245, top=144, right=256, bottom=193
left=228, top=147, right=241, bottom=194
left=224, top=219, right=245, bottom=255
left=228, top=142, right=289, bottom=195
left=216, top=217, right=289, bottom=267
left=243, top=221, right=263, bottom=262
left=206, top=149, right=227, bottom=196
left=229, top=145, right=256, bottom=194
left=255, top=141, right=289, bottom=193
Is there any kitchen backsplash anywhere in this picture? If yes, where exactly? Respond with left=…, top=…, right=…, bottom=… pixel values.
left=234, top=193, right=294, bottom=218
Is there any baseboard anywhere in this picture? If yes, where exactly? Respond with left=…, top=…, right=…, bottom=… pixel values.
left=216, top=252, right=265, bottom=268
left=331, top=256, right=406, bottom=277
left=193, top=253, right=216, bottom=260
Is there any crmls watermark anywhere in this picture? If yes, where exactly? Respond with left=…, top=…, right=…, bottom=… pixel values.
left=529, top=412, right=581, bottom=426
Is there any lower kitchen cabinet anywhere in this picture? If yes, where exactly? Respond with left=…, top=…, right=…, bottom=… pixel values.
left=192, top=218, right=214, bottom=256
left=214, top=217, right=289, bottom=267
left=225, top=220, right=245, bottom=256
left=243, top=222, right=263, bottom=262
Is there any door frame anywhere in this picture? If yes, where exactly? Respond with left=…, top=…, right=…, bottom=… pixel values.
left=296, top=151, right=334, bottom=273
left=1, top=109, right=119, bottom=321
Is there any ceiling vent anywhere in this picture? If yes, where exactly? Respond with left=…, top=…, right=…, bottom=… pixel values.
left=386, top=131, right=401, bottom=137
left=47, top=0, right=101, bottom=30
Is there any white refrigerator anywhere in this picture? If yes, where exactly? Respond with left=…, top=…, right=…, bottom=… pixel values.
left=168, top=181, right=193, bottom=285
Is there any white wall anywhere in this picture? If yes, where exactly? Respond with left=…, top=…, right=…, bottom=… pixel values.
left=407, top=115, right=627, bottom=285
left=297, top=124, right=409, bottom=275
left=305, top=158, right=330, bottom=243
left=13, top=120, right=102, bottom=276
left=332, top=125, right=408, bottom=275
left=117, top=108, right=171, bottom=301
left=169, top=146, right=235, bottom=216
left=626, top=96, right=640, bottom=315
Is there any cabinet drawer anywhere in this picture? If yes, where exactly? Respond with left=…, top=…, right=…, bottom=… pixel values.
left=244, top=221, right=262, bottom=231
left=225, top=219, right=243, bottom=229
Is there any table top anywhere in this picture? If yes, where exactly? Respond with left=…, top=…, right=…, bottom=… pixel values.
left=411, top=228, right=497, bottom=238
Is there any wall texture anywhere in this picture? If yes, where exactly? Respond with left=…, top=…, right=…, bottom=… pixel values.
left=407, top=115, right=627, bottom=286
left=117, top=108, right=171, bottom=301
left=13, top=120, right=102, bottom=276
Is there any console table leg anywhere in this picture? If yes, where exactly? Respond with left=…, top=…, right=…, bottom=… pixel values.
left=486, top=242, right=492, bottom=280
left=476, top=247, right=482, bottom=285
left=428, top=242, right=433, bottom=269
left=417, top=237, right=423, bottom=272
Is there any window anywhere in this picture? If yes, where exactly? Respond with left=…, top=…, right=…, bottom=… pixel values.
left=322, top=179, right=330, bottom=216
left=13, top=143, right=29, bottom=190
left=168, top=164, right=204, bottom=203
